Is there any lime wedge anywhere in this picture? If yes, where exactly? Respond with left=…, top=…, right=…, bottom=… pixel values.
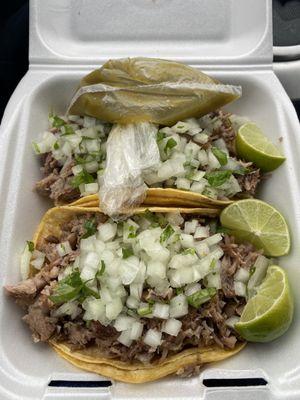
left=235, top=265, right=293, bottom=342
left=236, top=123, right=285, bottom=172
left=220, top=199, right=290, bottom=257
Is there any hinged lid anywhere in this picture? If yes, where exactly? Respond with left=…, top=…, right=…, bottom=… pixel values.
left=30, top=0, right=272, bottom=66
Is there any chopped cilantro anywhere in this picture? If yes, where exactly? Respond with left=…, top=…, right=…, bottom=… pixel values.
left=205, top=170, right=232, bottom=187
left=49, top=269, right=99, bottom=304
left=82, top=218, right=97, bottom=239
left=122, top=247, right=134, bottom=259
left=50, top=115, right=66, bottom=128
left=53, top=141, right=60, bottom=150
left=211, top=147, right=228, bottom=166
left=232, top=166, right=250, bottom=176
left=160, top=224, right=175, bottom=243
left=96, top=260, right=106, bottom=279
left=127, top=225, right=137, bottom=239
left=71, top=170, right=95, bottom=188
left=164, top=138, right=177, bottom=153
left=26, top=241, right=34, bottom=252
left=157, top=131, right=166, bottom=143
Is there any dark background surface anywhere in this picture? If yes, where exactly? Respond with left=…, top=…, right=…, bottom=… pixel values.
left=0, top=0, right=299, bottom=121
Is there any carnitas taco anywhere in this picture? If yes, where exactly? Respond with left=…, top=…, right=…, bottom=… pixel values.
left=5, top=205, right=280, bottom=383
left=32, top=58, right=285, bottom=209
left=34, top=110, right=264, bottom=207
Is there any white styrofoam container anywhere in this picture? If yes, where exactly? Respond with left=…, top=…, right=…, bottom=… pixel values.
left=0, top=1, right=300, bottom=399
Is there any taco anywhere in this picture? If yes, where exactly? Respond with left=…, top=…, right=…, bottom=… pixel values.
left=5, top=205, right=274, bottom=383
left=33, top=109, right=263, bottom=207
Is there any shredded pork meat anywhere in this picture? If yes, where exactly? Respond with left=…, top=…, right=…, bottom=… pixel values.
left=5, top=214, right=262, bottom=365
left=35, top=154, right=80, bottom=204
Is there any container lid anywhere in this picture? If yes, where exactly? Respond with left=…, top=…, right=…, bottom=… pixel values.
left=30, top=0, right=272, bottom=66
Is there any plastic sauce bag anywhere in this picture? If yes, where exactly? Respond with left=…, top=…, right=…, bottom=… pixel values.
left=67, top=58, right=242, bottom=215
left=98, top=122, right=160, bottom=217
left=68, top=57, right=241, bottom=126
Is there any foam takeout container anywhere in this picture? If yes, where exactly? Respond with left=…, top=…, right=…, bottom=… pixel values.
left=1, top=0, right=300, bottom=399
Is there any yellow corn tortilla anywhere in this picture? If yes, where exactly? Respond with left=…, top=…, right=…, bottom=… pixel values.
left=30, top=205, right=244, bottom=382
left=69, top=189, right=232, bottom=209
left=52, top=342, right=245, bottom=384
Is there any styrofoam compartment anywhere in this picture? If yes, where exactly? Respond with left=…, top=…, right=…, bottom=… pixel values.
left=0, top=0, right=300, bottom=399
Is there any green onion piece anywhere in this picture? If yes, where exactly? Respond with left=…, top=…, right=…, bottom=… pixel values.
left=32, top=142, right=40, bottom=154
left=96, top=260, right=106, bottom=279
left=160, top=224, right=175, bottom=243
left=127, top=225, right=137, bottom=239
left=71, top=170, right=95, bottom=188
left=205, top=170, right=232, bottom=187
left=51, top=115, right=66, bottom=128
left=157, top=131, right=166, bottom=143
left=211, top=147, right=228, bottom=166
left=26, top=241, right=34, bottom=252
left=232, top=166, right=251, bottom=176
left=137, top=305, right=153, bottom=316
left=122, top=247, right=134, bottom=259
left=164, top=138, right=177, bottom=153
left=182, top=248, right=196, bottom=255
left=187, top=288, right=217, bottom=308
left=216, top=226, right=230, bottom=234
left=61, top=125, right=75, bottom=136
left=82, top=218, right=97, bottom=239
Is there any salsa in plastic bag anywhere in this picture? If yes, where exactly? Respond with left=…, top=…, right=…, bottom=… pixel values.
left=68, top=57, right=241, bottom=126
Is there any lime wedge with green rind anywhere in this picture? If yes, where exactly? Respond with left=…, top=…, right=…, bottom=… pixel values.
left=235, top=265, right=293, bottom=342
left=236, top=123, right=285, bottom=172
left=220, top=199, right=290, bottom=257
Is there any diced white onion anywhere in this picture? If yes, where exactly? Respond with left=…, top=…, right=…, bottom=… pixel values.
left=206, top=272, right=221, bottom=289
left=120, top=256, right=140, bottom=285
left=56, top=241, right=72, bottom=257
left=126, top=295, right=140, bottom=309
left=234, top=281, right=246, bottom=297
left=147, top=260, right=166, bottom=279
left=225, top=316, right=240, bottom=329
left=98, top=222, right=117, bottom=242
left=105, top=298, right=123, bottom=320
left=207, top=150, right=221, bottom=170
left=202, top=234, right=223, bottom=247
left=153, top=303, right=170, bottom=319
left=184, top=282, right=202, bottom=296
left=114, top=315, right=136, bottom=332
left=143, top=329, right=162, bottom=349
left=130, top=283, right=143, bottom=299
left=162, top=318, right=182, bottom=336
left=84, top=182, right=98, bottom=195
left=130, top=321, right=144, bottom=340
left=176, top=178, right=190, bottom=190
left=52, top=301, right=80, bottom=319
left=234, top=268, right=250, bottom=283
left=31, top=257, right=45, bottom=270
left=72, top=164, right=83, bottom=175
left=180, top=233, right=194, bottom=249
left=169, top=294, right=188, bottom=318
left=166, top=212, right=184, bottom=226
left=117, top=330, right=132, bottom=347
left=20, top=243, right=32, bottom=279
left=194, top=226, right=210, bottom=239
left=184, top=220, right=198, bottom=234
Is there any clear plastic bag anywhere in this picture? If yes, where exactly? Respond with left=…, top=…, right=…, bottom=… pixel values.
left=98, top=122, right=160, bottom=217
